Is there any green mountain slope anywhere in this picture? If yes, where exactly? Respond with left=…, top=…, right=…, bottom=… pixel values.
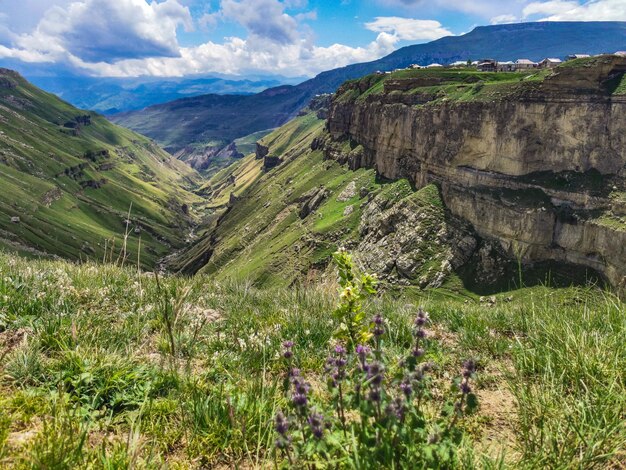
left=170, top=112, right=474, bottom=291
left=0, top=69, right=202, bottom=267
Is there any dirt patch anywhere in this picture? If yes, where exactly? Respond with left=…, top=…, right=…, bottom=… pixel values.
left=475, top=364, right=519, bottom=462
left=430, top=323, right=459, bottom=348
left=0, top=328, right=32, bottom=361
left=6, top=429, right=38, bottom=449
left=41, top=187, right=63, bottom=207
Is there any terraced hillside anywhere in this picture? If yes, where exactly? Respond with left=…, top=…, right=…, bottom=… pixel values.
left=0, top=69, right=202, bottom=267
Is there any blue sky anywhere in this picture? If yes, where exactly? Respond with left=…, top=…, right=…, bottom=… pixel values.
left=0, top=0, right=625, bottom=78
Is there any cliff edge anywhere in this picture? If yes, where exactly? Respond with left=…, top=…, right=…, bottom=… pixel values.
left=323, top=55, right=626, bottom=291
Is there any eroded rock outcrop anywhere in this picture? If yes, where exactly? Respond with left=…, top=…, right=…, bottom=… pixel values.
left=299, top=187, right=329, bottom=219
left=324, top=56, right=626, bottom=291
left=356, top=185, right=477, bottom=287
left=176, top=142, right=244, bottom=171
left=256, top=142, right=270, bottom=160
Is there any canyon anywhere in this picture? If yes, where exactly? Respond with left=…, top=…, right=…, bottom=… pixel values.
left=322, top=55, right=626, bottom=291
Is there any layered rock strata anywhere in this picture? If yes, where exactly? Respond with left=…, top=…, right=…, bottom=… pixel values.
left=324, top=56, right=626, bottom=290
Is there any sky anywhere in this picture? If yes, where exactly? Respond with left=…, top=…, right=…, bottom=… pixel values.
left=0, top=0, right=625, bottom=78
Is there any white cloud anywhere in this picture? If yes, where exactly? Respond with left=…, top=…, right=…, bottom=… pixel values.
left=0, top=0, right=451, bottom=78
left=220, top=0, right=300, bottom=44
left=490, top=14, right=519, bottom=24
left=0, top=0, right=408, bottom=77
left=364, top=17, right=453, bottom=41
left=523, top=0, right=626, bottom=21
left=4, top=0, right=193, bottom=63
left=66, top=31, right=399, bottom=78
left=523, top=0, right=579, bottom=18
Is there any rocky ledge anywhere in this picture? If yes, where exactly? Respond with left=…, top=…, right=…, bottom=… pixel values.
left=323, top=56, right=626, bottom=292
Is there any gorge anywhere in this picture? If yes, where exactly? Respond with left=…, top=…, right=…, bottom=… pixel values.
left=321, top=55, right=626, bottom=291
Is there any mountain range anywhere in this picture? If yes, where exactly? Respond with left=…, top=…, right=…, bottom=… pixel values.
left=111, top=21, right=626, bottom=169
left=25, top=75, right=302, bottom=115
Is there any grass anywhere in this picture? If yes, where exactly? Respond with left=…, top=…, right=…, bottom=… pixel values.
left=234, top=129, right=275, bottom=155
left=338, top=67, right=553, bottom=106
left=0, top=252, right=625, bottom=467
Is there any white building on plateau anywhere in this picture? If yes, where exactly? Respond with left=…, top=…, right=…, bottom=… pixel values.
left=497, top=61, right=515, bottom=72
left=538, top=58, right=562, bottom=68
left=515, top=59, right=537, bottom=70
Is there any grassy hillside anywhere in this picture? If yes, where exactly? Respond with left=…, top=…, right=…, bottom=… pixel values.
left=170, top=112, right=377, bottom=282
left=0, top=252, right=624, bottom=467
left=335, top=67, right=552, bottom=105
left=0, top=69, right=203, bottom=268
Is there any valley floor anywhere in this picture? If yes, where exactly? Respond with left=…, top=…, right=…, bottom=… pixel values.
left=0, top=252, right=625, bottom=468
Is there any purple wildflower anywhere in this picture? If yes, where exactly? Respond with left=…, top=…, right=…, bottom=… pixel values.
left=412, top=347, right=425, bottom=358
left=290, top=373, right=310, bottom=411
left=413, top=308, right=429, bottom=339
left=356, top=344, right=370, bottom=372
left=274, top=411, right=291, bottom=450
left=367, top=361, right=384, bottom=386
left=365, top=361, right=385, bottom=404
left=326, top=343, right=348, bottom=388
left=460, top=378, right=471, bottom=395
left=373, top=314, right=385, bottom=337
left=386, top=397, right=406, bottom=420
left=459, top=359, right=475, bottom=394
left=414, top=307, right=429, bottom=327
left=275, top=411, right=289, bottom=436
left=282, top=340, right=294, bottom=359
left=462, top=359, right=476, bottom=378
left=293, top=393, right=307, bottom=408
left=400, top=380, right=413, bottom=398
left=307, top=411, right=326, bottom=439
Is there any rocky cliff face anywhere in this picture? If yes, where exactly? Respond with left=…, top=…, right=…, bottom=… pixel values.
left=324, top=56, right=626, bottom=291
